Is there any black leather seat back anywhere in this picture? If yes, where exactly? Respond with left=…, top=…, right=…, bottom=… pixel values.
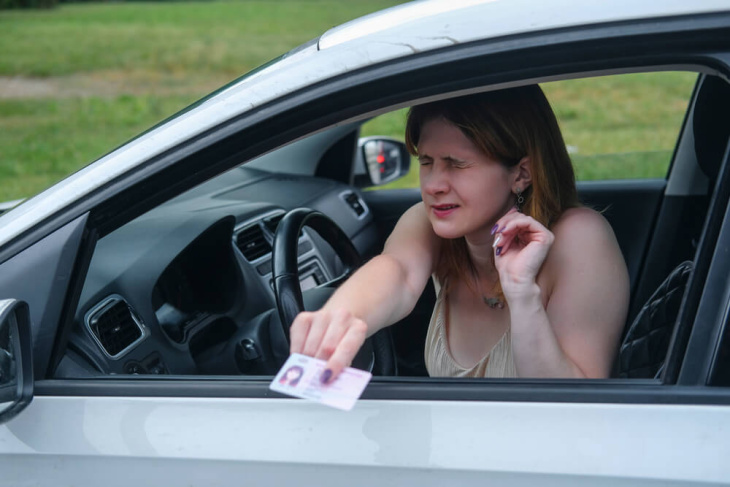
left=616, top=261, right=693, bottom=379
left=693, top=75, right=730, bottom=184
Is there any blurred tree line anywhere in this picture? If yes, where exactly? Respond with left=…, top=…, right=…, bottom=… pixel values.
left=1, top=0, right=184, bottom=9
left=0, top=0, right=54, bottom=8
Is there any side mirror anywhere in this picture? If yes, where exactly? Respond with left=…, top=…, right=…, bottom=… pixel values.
left=0, top=300, right=33, bottom=425
left=356, top=137, right=411, bottom=187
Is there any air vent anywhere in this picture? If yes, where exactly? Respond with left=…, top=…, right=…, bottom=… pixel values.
left=342, top=191, right=366, bottom=217
left=263, top=213, right=284, bottom=235
left=263, top=213, right=304, bottom=237
left=235, top=224, right=270, bottom=261
left=86, top=297, right=145, bottom=358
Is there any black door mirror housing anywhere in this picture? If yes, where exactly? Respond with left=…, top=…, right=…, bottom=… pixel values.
left=356, top=137, right=411, bottom=187
left=0, top=300, right=33, bottom=425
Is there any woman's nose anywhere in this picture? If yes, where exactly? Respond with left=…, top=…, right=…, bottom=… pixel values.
left=421, top=162, right=449, bottom=195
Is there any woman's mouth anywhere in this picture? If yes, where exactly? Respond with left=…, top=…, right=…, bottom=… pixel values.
left=432, top=204, right=459, bottom=217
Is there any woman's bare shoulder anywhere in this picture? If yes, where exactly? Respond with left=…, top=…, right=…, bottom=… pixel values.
left=552, top=206, right=615, bottom=239
left=390, top=202, right=433, bottom=235
left=383, top=202, right=441, bottom=270
left=543, top=206, right=625, bottom=281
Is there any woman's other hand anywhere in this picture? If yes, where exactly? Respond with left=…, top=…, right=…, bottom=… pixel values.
left=492, top=207, right=555, bottom=298
left=289, top=309, right=368, bottom=383
left=500, top=207, right=630, bottom=378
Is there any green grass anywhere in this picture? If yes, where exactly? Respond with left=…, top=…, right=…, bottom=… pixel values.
left=0, top=0, right=406, bottom=201
left=0, top=2, right=700, bottom=201
left=0, top=1, right=403, bottom=77
left=544, top=72, right=697, bottom=154
left=0, top=94, right=198, bottom=197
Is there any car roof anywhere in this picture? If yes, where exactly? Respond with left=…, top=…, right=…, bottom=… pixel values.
left=318, top=0, right=729, bottom=51
left=1, top=0, right=729, bottom=247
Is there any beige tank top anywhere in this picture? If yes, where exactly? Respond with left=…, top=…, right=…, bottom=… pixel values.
left=425, top=278, right=517, bottom=378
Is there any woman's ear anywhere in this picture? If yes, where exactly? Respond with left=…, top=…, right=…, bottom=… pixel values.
left=512, top=156, right=532, bottom=191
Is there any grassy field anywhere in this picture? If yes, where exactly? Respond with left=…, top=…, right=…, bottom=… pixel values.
left=0, top=1, right=697, bottom=201
left=0, top=0, right=406, bottom=200
left=0, top=1, right=405, bottom=77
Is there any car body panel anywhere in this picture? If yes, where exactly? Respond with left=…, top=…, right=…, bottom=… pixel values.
left=2, top=0, right=730, bottom=484
left=2, top=395, right=729, bottom=485
left=319, top=0, right=730, bottom=50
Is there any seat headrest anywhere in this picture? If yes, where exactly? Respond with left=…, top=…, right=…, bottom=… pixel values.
left=693, top=75, right=730, bottom=181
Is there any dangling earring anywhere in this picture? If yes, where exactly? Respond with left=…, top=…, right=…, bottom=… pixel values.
left=515, top=188, right=524, bottom=212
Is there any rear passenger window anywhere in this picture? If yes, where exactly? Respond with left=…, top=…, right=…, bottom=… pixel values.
left=363, top=71, right=698, bottom=189
left=543, top=72, right=697, bottom=181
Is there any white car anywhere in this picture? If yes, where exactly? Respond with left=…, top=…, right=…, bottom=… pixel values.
left=2, top=0, right=730, bottom=485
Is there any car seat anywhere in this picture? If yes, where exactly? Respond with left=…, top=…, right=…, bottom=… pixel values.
left=616, top=260, right=693, bottom=378
left=616, top=75, right=730, bottom=379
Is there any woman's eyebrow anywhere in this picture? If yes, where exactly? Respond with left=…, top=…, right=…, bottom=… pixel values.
left=444, top=155, right=468, bottom=163
left=418, top=153, right=470, bottom=163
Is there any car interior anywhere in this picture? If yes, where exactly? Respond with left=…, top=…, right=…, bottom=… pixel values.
left=52, top=69, right=730, bottom=384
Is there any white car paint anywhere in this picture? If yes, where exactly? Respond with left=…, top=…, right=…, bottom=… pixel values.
left=319, top=0, right=729, bottom=49
left=2, top=395, right=729, bottom=486
left=1, top=1, right=730, bottom=485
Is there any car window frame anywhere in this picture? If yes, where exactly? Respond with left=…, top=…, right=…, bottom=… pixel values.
left=24, top=13, right=730, bottom=406
left=672, top=147, right=730, bottom=386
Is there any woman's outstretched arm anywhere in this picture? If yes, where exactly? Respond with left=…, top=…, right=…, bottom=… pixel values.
left=289, top=203, right=440, bottom=381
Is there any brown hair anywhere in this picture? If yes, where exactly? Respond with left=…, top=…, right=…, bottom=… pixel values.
left=405, top=85, right=579, bottom=294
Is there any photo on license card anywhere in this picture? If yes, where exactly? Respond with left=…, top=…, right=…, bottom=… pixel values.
left=269, top=353, right=372, bottom=411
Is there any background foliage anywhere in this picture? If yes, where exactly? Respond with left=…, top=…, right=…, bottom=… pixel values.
left=0, top=1, right=697, bottom=201
left=0, top=1, right=405, bottom=200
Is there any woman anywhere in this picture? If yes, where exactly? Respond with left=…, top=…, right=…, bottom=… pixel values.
left=291, top=85, right=630, bottom=383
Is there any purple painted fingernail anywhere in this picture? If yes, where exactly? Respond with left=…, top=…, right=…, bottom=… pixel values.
left=496, top=246, right=503, bottom=256
left=490, top=224, right=498, bottom=235
left=321, top=369, right=332, bottom=384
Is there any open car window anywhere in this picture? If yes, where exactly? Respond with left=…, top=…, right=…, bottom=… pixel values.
left=53, top=66, right=725, bottom=390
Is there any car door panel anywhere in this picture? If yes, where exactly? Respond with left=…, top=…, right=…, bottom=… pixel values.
left=361, top=188, right=422, bottom=252
left=2, top=393, right=728, bottom=486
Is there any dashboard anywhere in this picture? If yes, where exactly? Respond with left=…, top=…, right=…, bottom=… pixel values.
left=62, top=164, right=380, bottom=378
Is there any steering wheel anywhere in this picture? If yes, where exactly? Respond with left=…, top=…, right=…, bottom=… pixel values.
left=272, top=208, right=397, bottom=376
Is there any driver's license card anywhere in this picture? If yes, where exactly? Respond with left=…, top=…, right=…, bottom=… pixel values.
left=269, top=353, right=372, bottom=411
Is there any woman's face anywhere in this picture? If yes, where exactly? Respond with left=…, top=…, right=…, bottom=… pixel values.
left=418, top=118, right=516, bottom=243
left=285, top=368, right=301, bottom=381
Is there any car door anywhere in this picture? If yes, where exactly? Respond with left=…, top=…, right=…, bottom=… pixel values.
left=3, top=9, right=730, bottom=486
